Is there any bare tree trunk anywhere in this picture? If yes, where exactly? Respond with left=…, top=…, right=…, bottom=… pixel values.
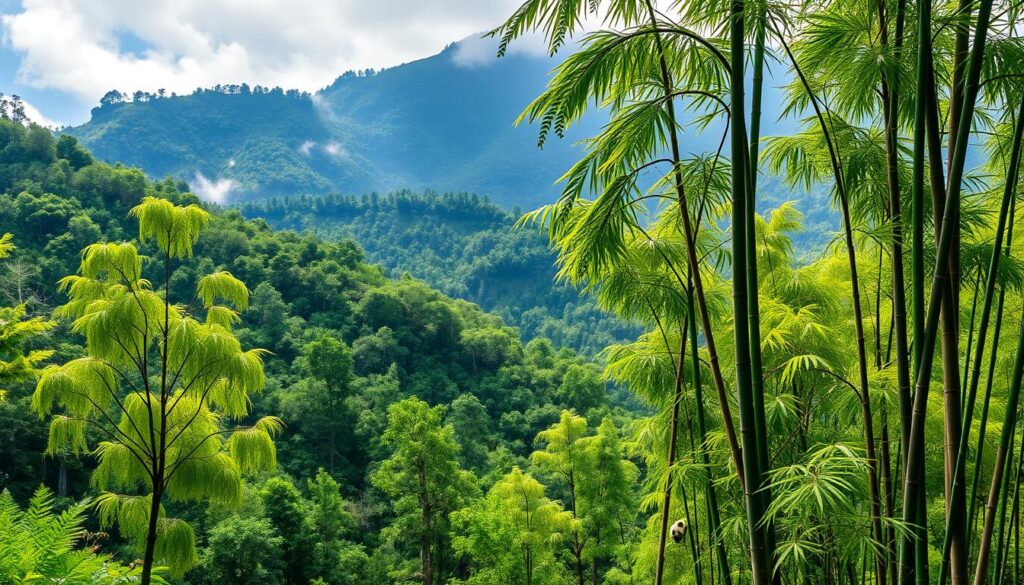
left=419, top=464, right=432, bottom=585
left=140, top=481, right=164, bottom=585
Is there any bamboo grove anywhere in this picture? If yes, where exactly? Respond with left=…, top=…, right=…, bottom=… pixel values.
left=498, top=0, right=1024, bottom=583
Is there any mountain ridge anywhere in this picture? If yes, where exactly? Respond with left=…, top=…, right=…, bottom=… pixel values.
left=66, top=40, right=599, bottom=208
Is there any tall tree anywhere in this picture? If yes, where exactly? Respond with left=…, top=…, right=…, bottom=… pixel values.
left=0, top=233, right=52, bottom=400
left=32, top=197, right=281, bottom=583
left=372, top=397, right=477, bottom=585
left=298, top=335, right=354, bottom=474
left=453, top=467, right=571, bottom=585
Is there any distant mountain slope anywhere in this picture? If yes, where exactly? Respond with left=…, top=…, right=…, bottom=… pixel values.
left=67, top=41, right=602, bottom=208
left=65, top=36, right=847, bottom=251
left=240, top=190, right=640, bottom=354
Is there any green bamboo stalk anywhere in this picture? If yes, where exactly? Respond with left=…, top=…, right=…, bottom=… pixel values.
left=965, top=105, right=1024, bottom=550
left=730, top=2, right=770, bottom=583
left=878, top=11, right=912, bottom=578
left=902, top=1, right=993, bottom=583
left=995, top=434, right=1017, bottom=583
left=960, top=269, right=982, bottom=406
left=654, top=323, right=689, bottom=585
left=938, top=91, right=1024, bottom=585
left=997, top=427, right=1024, bottom=583
left=973, top=267, right=1024, bottom=585
left=968, top=196, right=1017, bottom=550
left=746, top=5, right=776, bottom=578
left=681, top=482, right=704, bottom=585
left=906, top=19, right=930, bottom=568
left=690, top=289, right=732, bottom=585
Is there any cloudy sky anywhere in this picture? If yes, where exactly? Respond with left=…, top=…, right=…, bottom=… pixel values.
left=0, top=0, right=541, bottom=126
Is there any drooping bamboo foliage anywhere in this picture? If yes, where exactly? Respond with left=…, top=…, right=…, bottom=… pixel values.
left=495, top=0, right=1024, bottom=583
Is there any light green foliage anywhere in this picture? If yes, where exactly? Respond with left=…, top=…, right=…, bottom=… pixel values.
left=307, top=470, right=355, bottom=555
left=576, top=418, right=638, bottom=563
left=305, top=470, right=365, bottom=584
left=531, top=412, right=638, bottom=582
left=371, top=397, right=478, bottom=583
left=0, top=487, right=165, bottom=584
left=453, top=467, right=570, bottom=585
left=0, top=303, right=53, bottom=400
left=32, top=197, right=280, bottom=577
left=0, top=234, right=53, bottom=400
left=766, top=445, right=871, bottom=581
left=531, top=411, right=590, bottom=514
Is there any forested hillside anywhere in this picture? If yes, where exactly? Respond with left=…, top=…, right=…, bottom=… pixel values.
left=7, top=1, right=1024, bottom=585
left=240, top=191, right=639, bottom=353
left=0, top=118, right=642, bottom=584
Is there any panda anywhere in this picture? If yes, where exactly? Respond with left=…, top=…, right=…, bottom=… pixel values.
left=670, top=519, right=688, bottom=543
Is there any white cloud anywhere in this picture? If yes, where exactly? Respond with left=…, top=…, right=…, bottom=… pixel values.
left=451, top=31, right=548, bottom=68
left=323, top=141, right=346, bottom=158
left=13, top=96, right=58, bottom=127
left=298, top=140, right=315, bottom=155
left=1, top=0, right=530, bottom=105
left=190, top=172, right=235, bottom=204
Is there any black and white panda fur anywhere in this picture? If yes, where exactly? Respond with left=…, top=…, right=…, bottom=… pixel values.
left=670, top=519, right=688, bottom=543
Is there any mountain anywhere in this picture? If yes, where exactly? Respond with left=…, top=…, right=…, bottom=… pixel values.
left=66, top=40, right=605, bottom=209
left=65, top=37, right=808, bottom=210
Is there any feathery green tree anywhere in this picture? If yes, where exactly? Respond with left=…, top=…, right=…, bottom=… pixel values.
left=31, top=197, right=282, bottom=584
left=453, top=466, right=571, bottom=585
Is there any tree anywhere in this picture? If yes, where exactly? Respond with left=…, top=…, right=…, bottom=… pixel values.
left=530, top=411, right=591, bottom=585
left=371, top=397, right=477, bottom=585
left=55, top=134, right=93, bottom=170
left=0, top=233, right=52, bottom=400
left=261, top=476, right=311, bottom=585
left=306, top=468, right=358, bottom=579
left=453, top=467, right=570, bottom=585
left=298, top=335, right=354, bottom=473
left=447, top=393, right=493, bottom=471
left=32, top=197, right=281, bottom=583
left=576, top=417, right=637, bottom=584
left=199, top=516, right=285, bottom=585
left=555, top=364, right=605, bottom=416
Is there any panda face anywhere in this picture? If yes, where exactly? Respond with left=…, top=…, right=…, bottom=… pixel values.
left=670, top=519, right=688, bottom=543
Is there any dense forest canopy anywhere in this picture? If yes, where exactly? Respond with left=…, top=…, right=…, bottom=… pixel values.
left=5, top=1, right=1024, bottom=585
left=0, top=117, right=637, bottom=583
left=240, top=191, right=640, bottom=354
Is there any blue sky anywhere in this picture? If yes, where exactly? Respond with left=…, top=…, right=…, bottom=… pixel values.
left=0, top=0, right=539, bottom=127
left=0, top=0, right=86, bottom=124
